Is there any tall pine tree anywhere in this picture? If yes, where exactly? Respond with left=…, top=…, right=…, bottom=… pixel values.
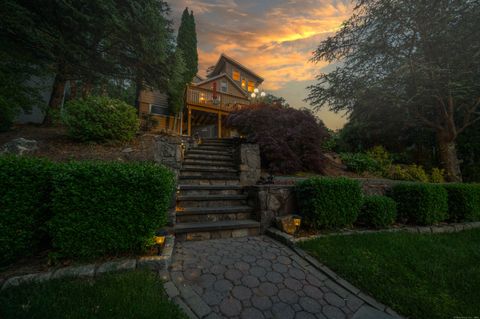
left=177, top=7, right=198, bottom=83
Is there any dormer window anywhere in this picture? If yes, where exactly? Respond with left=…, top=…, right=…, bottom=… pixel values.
left=232, top=70, right=240, bottom=81
left=248, top=81, right=255, bottom=92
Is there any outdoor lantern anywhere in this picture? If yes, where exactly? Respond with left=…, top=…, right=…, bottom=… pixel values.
left=154, top=230, right=168, bottom=255
left=260, top=91, right=266, bottom=97
left=251, top=92, right=256, bottom=98
left=254, top=88, right=259, bottom=93
left=293, top=216, right=302, bottom=235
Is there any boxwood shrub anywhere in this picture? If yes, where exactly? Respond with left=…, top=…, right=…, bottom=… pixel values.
left=49, top=161, right=175, bottom=259
left=443, top=184, right=480, bottom=222
left=390, top=183, right=448, bottom=225
left=295, top=177, right=362, bottom=229
left=0, top=156, right=54, bottom=265
left=358, top=195, right=397, bottom=228
left=62, top=96, right=139, bottom=142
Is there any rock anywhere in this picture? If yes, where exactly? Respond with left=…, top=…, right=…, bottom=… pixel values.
left=0, top=138, right=38, bottom=155
left=122, top=147, right=134, bottom=153
left=275, top=215, right=300, bottom=235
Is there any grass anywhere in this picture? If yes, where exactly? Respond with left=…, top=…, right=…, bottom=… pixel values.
left=0, top=270, right=187, bottom=319
left=299, top=229, right=480, bottom=319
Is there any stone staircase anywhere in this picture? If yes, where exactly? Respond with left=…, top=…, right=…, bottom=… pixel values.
left=174, top=138, right=260, bottom=241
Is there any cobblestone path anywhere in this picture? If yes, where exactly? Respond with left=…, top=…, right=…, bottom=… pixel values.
left=166, top=236, right=400, bottom=319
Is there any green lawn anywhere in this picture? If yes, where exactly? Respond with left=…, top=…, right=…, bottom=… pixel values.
left=0, top=270, right=187, bottom=319
left=299, top=229, right=480, bottom=319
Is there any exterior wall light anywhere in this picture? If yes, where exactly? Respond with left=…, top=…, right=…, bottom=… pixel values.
left=251, top=93, right=256, bottom=98
left=293, top=216, right=302, bottom=235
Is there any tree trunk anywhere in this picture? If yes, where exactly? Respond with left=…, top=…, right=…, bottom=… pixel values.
left=437, top=134, right=463, bottom=182
left=43, top=71, right=67, bottom=126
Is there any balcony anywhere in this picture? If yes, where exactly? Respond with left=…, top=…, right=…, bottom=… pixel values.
left=186, top=85, right=250, bottom=113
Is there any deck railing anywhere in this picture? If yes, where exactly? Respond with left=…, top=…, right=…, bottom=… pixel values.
left=186, top=86, right=250, bottom=112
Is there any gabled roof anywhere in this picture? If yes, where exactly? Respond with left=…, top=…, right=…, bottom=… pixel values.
left=208, top=53, right=264, bottom=83
left=194, top=73, right=249, bottom=97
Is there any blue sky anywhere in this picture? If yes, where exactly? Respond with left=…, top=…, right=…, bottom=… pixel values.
left=170, top=0, right=353, bottom=129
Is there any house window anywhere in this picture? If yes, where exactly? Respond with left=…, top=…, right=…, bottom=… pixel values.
left=232, top=70, right=240, bottom=81
left=241, top=78, right=246, bottom=90
left=150, top=104, right=169, bottom=116
left=220, top=80, right=228, bottom=93
left=248, top=81, right=255, bottom=92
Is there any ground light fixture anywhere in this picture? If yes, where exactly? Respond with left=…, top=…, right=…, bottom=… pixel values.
left=293, top=215, right=302, bottom=236
left=154, top=230, right=168, bottom=255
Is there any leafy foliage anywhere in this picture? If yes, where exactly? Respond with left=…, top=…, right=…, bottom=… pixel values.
left=307, top=0, right=480, bottom=181
left=62, top=96, right=139, bottom=142
left=387, top=164, right=430, bottom=183
left=358, top=196, right=397, bottom=228
left=0, top=156, right=54, bottom=265
left=167, top=49, right=187, bottom=115
left=340, top=153, right=379, bottom=174
left=295, top=177, right=362, bottom=229
left=226, top=103, right=329, bottom=174
left=390, top=183, right=448, bottom=225
left=443, top=184, right=480, bottom=222
left=49, top=161, right=175, bottom=259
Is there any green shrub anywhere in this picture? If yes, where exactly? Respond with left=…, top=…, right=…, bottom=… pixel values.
left=443, top=184, right=480, bottom=222
left=295, top=177, right=362, bottom=229
left=340, top=153, right=379, bottom=174
left=62, top=96, right=139, bottom=142
left=366, top=146, right=392, bottom=174
left=390, top=183, right=448, bottom=225
left=358, top=195, right=397, bottom=228
left=388, top=164, right=430, bottom=183
left=0, top=156, right=54, bottom=265
left=49, top=161, right=175, bottom=259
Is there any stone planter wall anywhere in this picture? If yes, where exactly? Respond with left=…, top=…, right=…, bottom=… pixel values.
left=1, top=235, right=175, bottom=290
left=236, top=143, right=261, bottom=186
left=247, top=185, right=297, bottom=232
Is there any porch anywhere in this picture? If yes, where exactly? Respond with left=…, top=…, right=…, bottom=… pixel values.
left=183, top=85, right=250, bottom=138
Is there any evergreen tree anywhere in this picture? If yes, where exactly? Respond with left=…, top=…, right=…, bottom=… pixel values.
left=177, top=7, right=198, bottom=83
left=168, top=49, right=187, bottom=115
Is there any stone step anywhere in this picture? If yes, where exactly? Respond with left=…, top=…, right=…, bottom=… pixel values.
left=183, top=159, right=235, bottom=166
left=176, top=205, right=252, bottom=216
left=182, top=163, right=236, bottom=170
left=177, top=185, right=243, bottom=196
left=178, top=194, right=247, bottom=201
left=200, top=142, right=235, bottom=147
left=174, top=219, right=260, bottom=241
left=180, top=169, right=238, bottom=179
left=196, top=146, right=234, bottom=152
left=187, top=149, right=233, bottom=156
left=184, top=153, right=233, bottom=161
left=178, top=176, right=240, bottom=186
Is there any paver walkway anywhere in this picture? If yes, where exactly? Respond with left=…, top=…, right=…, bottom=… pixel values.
left=166, top=236, right=401, bottom=319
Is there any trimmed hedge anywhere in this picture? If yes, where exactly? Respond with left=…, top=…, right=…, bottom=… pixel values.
left=49, top=161, right=175, bottom=259
left=0, top=156, right=54, bottom=265
left=390, top=183, right=448, bottom=225
left=358, top=195, right=397, bottom=228
left=296, top=177, right=362, bottom=229
left=443, top=184, right=480, bottom=222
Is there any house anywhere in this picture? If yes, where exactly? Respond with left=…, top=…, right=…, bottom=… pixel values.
left=138, top=53, right=264, bottom=138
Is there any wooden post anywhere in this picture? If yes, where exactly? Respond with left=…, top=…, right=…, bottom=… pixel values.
left=187, top=108, right=192, bottom=136
left=217, top=113, right=222, bottom=138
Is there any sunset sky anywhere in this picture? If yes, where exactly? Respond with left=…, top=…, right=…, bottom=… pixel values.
left=170, top=0, right=353, bottom=130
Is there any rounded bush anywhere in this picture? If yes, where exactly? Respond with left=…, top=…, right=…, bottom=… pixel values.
left=443, top=183, right=480, bottom=222
left=295, top=177, right=362, bottom=229
left=62, top=96, right=139, bottom=142
left=390, top=183, right=448, bottom=225
left=358, top=195, right=397, bottom=228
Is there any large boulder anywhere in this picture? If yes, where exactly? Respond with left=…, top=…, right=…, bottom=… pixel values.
left=275, top=215, right=301, bottom=235
left=0, top=138, right=39, bottom=155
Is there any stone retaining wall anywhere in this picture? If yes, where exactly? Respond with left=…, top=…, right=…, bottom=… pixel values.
left=1, top=235, right=175, bottom=290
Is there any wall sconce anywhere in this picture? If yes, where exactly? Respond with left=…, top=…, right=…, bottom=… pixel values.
left=154, top=230, right=168, bottom=255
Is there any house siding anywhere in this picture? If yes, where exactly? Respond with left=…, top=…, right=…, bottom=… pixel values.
left=197, top=75, right=245, bottom=98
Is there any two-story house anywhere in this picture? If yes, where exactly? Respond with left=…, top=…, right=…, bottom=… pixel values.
left=138, top=53, right=264, bottom=138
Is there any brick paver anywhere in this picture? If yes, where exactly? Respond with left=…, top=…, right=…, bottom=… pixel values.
left=168, top=236, right=400, bottom=319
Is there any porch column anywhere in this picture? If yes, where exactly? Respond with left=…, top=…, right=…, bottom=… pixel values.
left=217, top=113, right=222, bottom=138
left=187, top=108, right=192, bottom=136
